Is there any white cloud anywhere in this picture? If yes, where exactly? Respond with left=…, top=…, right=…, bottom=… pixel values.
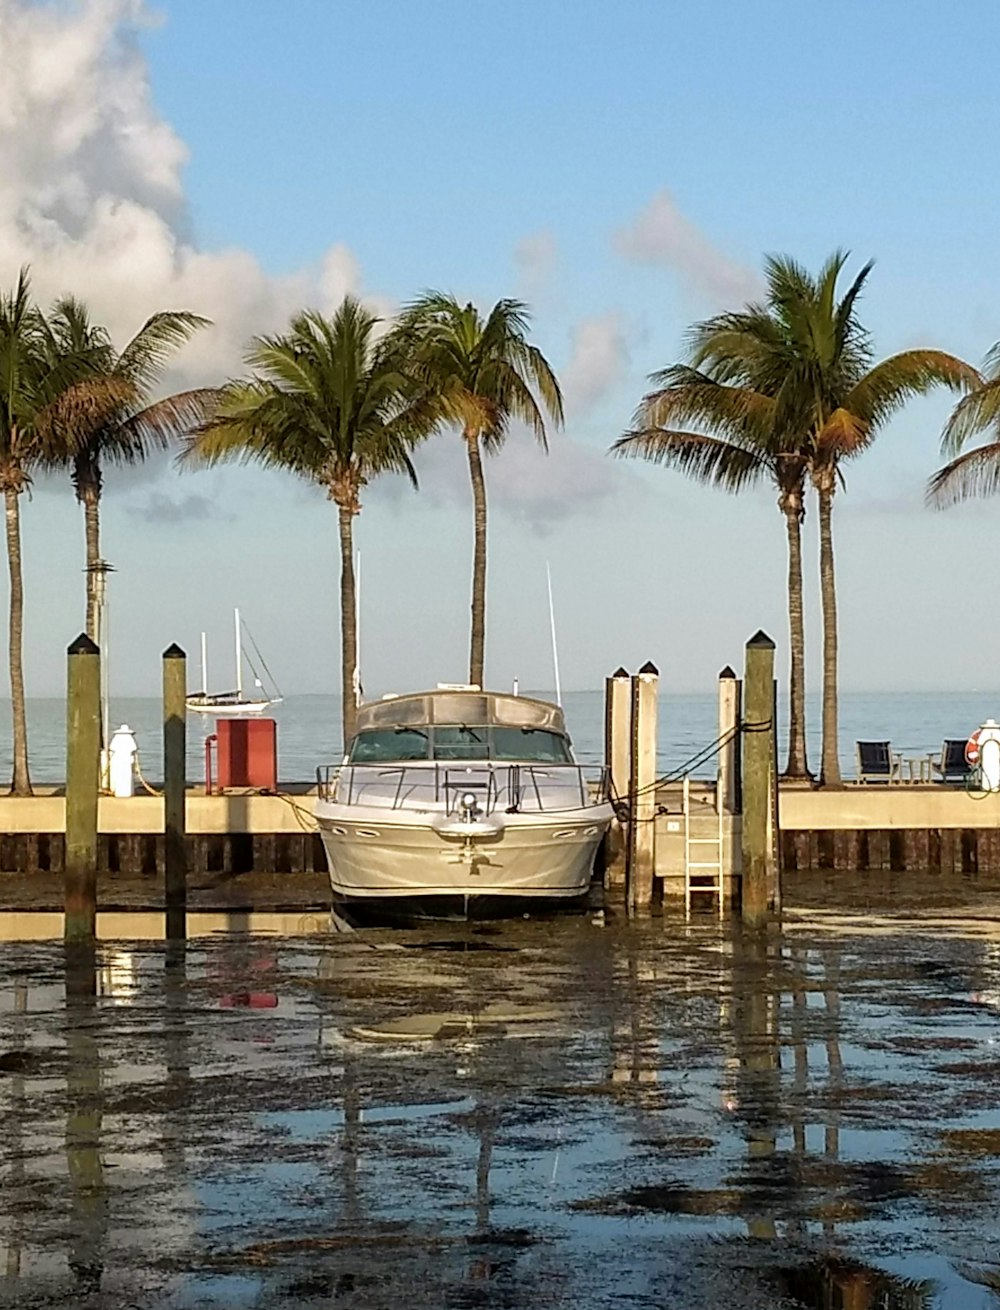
left=561, top=312, right=630, bottom=417
left=615, top=190, right=760, bottom=308
left=379, top=426, right=640, bottom=535
left=0, top=0, right=379, bottom=386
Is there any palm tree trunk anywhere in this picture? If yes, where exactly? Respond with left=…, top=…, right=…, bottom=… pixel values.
left=337, top=502, right=358, bottom=750
left=466, top=429, right=488, bottom=688
left=83, top=487, right=100, bottom=643
left=5, top=486, right=31, bottom=795
left=782, top=494, right=810, bottom=779
left=816, top=480, right=841, bottom=786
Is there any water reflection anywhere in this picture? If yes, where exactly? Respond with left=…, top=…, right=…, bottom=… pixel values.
left=64, top=946, right=107, bottom=1296
left=2, top=918, right=1000, bottom=1305
left=767, top=1258, right=934, bottom=1309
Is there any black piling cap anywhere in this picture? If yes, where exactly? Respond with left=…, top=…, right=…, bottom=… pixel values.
left=162, top=642, right=187, bottom=660
left=718, top=665, right=737, bottom=680
left=612, top=666, right=629, bottom=679
left=638, top=660, right=659, bottom=676
left=67, top=633, right=99, bottom=656
left=746, top=630, right=775, bottom=650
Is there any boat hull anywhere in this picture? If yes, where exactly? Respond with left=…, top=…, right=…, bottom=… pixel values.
left=316, top=807, right=610, bottom=919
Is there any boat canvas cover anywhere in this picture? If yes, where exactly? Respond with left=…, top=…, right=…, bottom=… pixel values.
left=356, top=691, right=566, bottom=735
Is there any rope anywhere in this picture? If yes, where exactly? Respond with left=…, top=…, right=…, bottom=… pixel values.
left=132, top=750, right=161, bottom=797
left=274, top=791, right=320, bottom=831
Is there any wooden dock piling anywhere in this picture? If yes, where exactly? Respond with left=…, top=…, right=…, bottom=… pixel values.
left=163, top=644, right=187, bottom=939
left=741, top=632, right=776, bottom=926
left=603, top=668, right=630, bottom=890
left=627, top=662, right=659, bottom=912
left=65, top=635, right=100, bottom=942
left=717, top=666, right=741, bottom=816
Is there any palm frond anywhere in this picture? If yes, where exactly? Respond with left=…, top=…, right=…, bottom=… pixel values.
left=850, top=350, right=980, bottom=433
left=611, top=427, right=770, bottom=492
left=940, top=376, right=1000, bottom=454
left=116, top=312, right=210, bottom=387
left=103, top=388, right=221, bottom=464
left=927, top=441, right=1000, bottom=507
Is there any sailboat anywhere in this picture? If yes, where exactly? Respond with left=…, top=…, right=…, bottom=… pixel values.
left=186, top=608, right=283, bottom=716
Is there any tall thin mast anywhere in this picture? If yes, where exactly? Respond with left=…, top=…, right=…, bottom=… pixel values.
left=234, top=607, right=242, bottom=698
left=546, top=562, right=562, bottom=707
left=200, top=631, right=208, bottom=694
left=353, top=549, right=362, bottom=706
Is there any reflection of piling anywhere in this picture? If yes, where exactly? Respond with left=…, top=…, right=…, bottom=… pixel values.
left=163, top=644, right=187, bottom=940
left=65, top=635, right=101, bottom=943
left=627, top=662, right=658, bottom=912
left=603, top=668, right=630, bottom=890
left=741, top=632, right=776, bottom=926
left=64, top=978, right=107, bottom=1294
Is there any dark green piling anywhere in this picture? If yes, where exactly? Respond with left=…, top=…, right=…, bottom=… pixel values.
left=163, top=644, right=187, bottom=939
left=741, top=631, right=776, bottom=927
left=65, top=635, right=101, bottom=943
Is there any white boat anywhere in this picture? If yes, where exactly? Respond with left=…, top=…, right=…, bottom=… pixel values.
left=186, top=608, right=283, bottom=716
left=314, top=686, right=613, bottom=919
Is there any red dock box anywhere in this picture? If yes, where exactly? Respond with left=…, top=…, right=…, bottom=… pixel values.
left=217, top=718, right=277, bottom=791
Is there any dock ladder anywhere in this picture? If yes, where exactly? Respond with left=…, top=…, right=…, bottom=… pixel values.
left=682, top=775, right=725, bottom=919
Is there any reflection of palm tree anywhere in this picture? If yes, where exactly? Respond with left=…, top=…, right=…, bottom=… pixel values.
left=774, top=1258, right=934, bottom=1309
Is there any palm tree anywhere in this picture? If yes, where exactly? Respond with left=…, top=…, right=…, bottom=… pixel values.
left=183, top=296, right=434, bottom=747
left=0, top=270, right=128, bottom=794
left=42, top=299, right=211, bottom=640
left=631, top=254, right=976, bottom=786
left=927, top=345, right=1000, bottom=506
left=612, top=371, right=812, bottom=778
left=753, top=253, right=977, bottom=784
left=394, top=293, right=563, bottom=689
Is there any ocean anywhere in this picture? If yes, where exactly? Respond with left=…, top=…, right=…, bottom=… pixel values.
left=0, top=688, right=995, bottom=785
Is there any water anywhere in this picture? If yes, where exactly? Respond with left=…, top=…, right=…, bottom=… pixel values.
left=0, top=689, right=996, bottom=785
left=3, top=914, right=1000, bottom=1306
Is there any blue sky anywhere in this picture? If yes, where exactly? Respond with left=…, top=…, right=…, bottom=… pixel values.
left=4, top=0, right=1000, bottom=697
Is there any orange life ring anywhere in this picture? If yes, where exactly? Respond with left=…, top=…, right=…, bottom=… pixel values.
left=966, top=731, right=982, bottom=766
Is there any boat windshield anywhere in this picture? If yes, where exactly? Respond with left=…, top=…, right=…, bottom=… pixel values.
left=347, top=725, right=572, bottom=764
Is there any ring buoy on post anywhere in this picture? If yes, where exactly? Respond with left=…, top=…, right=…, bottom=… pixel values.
left=966, top=731, right=982, bottom=767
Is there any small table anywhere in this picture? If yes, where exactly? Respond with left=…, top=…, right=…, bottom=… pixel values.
left=903, top=755, right=931, bottom=783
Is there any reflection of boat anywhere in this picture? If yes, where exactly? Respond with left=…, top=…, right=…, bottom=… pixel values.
left=186, top=608, right=282, bottom=716
left=314, top=687, right=613, bottom=920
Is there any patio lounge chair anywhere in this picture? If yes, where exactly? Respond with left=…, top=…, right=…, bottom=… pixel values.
left=855, top=740, right=903, bottom=784
left=930, top=738, right=968, bottom=784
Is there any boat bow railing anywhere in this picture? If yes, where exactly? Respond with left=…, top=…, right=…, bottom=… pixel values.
left=316, top=762, right=610, bottom=812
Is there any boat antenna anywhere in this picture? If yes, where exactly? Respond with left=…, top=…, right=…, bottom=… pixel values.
left=353, top=549, right=362, bottom=706
left=234, top=607, right=243, bottom=699
left=546, top=561, right=562, bottom=707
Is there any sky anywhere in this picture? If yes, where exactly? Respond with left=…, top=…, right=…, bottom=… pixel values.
left=4, top=0, right=1000, bottom=698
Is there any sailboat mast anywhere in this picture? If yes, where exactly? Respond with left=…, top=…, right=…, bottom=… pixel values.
left=234, top=608, right=242, bottom=698
left=200, top=631, right=208, bottom=694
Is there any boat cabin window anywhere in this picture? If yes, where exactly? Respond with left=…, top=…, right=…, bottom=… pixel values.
left=349, top=728, right=429, bottom=763
left=432, top=725, right=489, bottom=760
left=490, top=727, right=572, bottom=763
left=348, top=724, right=573, bottom=764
